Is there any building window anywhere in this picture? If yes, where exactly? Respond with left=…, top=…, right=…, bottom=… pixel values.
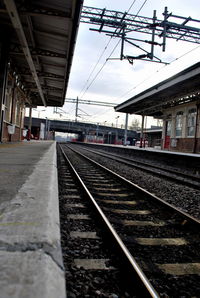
left=4, top=89, right=12, bottom=123
left=15, top=100, right=21, bottom=126
left=175, top=111, right=183, bottom=137
left=4, top=78, right=13, bottom=123
left=187, top=108, right=197, bottom=137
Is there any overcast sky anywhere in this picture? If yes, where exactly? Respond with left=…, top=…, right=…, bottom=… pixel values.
left=34, top=0, right=200, bottom=128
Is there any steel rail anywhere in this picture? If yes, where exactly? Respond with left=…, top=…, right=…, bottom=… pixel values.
left=66, top=144, right=200, bottom=225
left=59, top=144, right=160, bottom=298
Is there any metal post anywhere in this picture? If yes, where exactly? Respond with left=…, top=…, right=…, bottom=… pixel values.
left=193, top=104, right=199, bottom=153
left=27, top=107, right=32, bottom=141
left=124, top=113, right=128, bottom=145
left=0, top=31, right=9, bottom=142
left=162, top=7, right=168, bottom=52
left=45, top=117, right=48, bottom=140
left=115, top=116, right=119, bottom=144
left=150, top=10, right=157, bottom=59
left=120, top=29, right=125, bottom=60
left=96, top=123, right=99, bottom=142
left=47, top=119, right=51, bottom=139
left=140, top=114, right=145, bottom=148
left=75, top=97, right=78, bottom=122
left=103, top=121, right=107, bottom=144
left=108, top=132, right=111, bottom=144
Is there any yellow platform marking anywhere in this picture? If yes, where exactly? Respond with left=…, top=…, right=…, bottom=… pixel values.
left=0, top=143, right=23, bottom=149
left=157, top=263, right=200, bottom=275
left=0, top=221, right=39, bottom=226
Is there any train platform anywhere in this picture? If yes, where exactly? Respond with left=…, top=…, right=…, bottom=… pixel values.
left=89, top=143, right=200, bottom=157
left=0, top=141, right=65, bottom=298
left=80, top=142, right=200, bottom=172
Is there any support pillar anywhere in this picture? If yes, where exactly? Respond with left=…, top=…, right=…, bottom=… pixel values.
left=75, top=97, right=78, bottom=122
left=27, top=107, right=32, bottom=141
left=193, top=104, right=199, bottom=154
left=0, top=32, right=9, bottom=142
left=140, top=114, right=145, bottom=148
left=124, top=113, right=128, bottom=145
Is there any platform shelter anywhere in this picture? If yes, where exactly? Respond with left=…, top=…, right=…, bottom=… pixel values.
left=0, top=0, right=82, bottom=142
left=115, top=63, right=200, bottom=153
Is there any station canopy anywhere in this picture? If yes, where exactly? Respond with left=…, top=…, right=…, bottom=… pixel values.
left=0, top=0, right=82, bottom=107
left=115, top=62, right=200, bottom=117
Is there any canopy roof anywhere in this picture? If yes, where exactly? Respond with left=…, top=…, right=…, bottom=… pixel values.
left=0, top=0, right=82, bottom=106
left=115, top=62, right=200, bottom=117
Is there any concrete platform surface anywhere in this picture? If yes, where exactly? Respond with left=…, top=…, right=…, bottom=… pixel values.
left=0, top=141, right=66, bottom=298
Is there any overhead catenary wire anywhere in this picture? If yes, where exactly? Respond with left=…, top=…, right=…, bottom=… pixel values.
left=88, top=43, right=200, bottom=122
left=78, top=38, right=113, bottom=98
left=80, top=40, right=121, bottom=98
left=127, top=0, right=137, bottom=13
left=69, top=43, right=200, bottom=123
left=78, top=0, right=150, bottom=119
left=134, top=0, right=148, bottom=16
left=79, top=0, right=145, bottom=99
left=118, top=44, right=200, bottom=100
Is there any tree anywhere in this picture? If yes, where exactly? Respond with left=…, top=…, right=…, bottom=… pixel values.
left=129, top=118, right=141, bottom=130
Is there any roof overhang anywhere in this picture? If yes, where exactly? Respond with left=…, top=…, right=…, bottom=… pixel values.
left=0, top=0, right=83, bottom=107
left=115, top=62, right=200, bottom=117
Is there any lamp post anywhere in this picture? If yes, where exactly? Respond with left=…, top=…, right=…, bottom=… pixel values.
left=45, top=117, right=51, bottom=140
left=45, top=117, right=48, bottom=140
left=115, top=116, right=119, bottom=144
left=103, top=121, right=107, bottom=144
left=108, top=131, right=111, bottom=144
left=124, top=113, right=128, bottom=146
left=96, top=122, right=99, bottom=143
left=116, top=116, right=119, bottom=128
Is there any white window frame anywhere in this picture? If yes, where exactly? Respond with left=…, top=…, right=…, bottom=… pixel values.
left=187, top=107, right=197, bottom=137
left=175, top=111, right=183, bottom=137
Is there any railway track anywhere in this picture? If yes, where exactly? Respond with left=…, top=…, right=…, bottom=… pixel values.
left=58, top=145, right=145, bottom=297
left=71, top=144, right=200, bottom=190
left=58, top=143, right=200, bottom=297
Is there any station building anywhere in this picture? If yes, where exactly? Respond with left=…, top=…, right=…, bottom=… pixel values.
left=115, top=63, right=200, bottom=153
left=0, top=0, right=82, bottom=143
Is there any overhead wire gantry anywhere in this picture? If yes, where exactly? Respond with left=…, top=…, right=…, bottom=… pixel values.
left=80, top=6, right=200, bottom=64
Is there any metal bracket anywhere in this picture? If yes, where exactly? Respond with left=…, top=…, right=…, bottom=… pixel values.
left=81, top=5, right=200, bottom=64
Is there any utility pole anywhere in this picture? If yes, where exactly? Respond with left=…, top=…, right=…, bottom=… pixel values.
left=140, top=115, right=145, bottom=148
left=75, top=97, right=78, bottom=122
left=27, top=106, right=32, bottom=141
left=124, top=113, right=128, bottom=146
left=115, top=116, right=119, bottom=144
